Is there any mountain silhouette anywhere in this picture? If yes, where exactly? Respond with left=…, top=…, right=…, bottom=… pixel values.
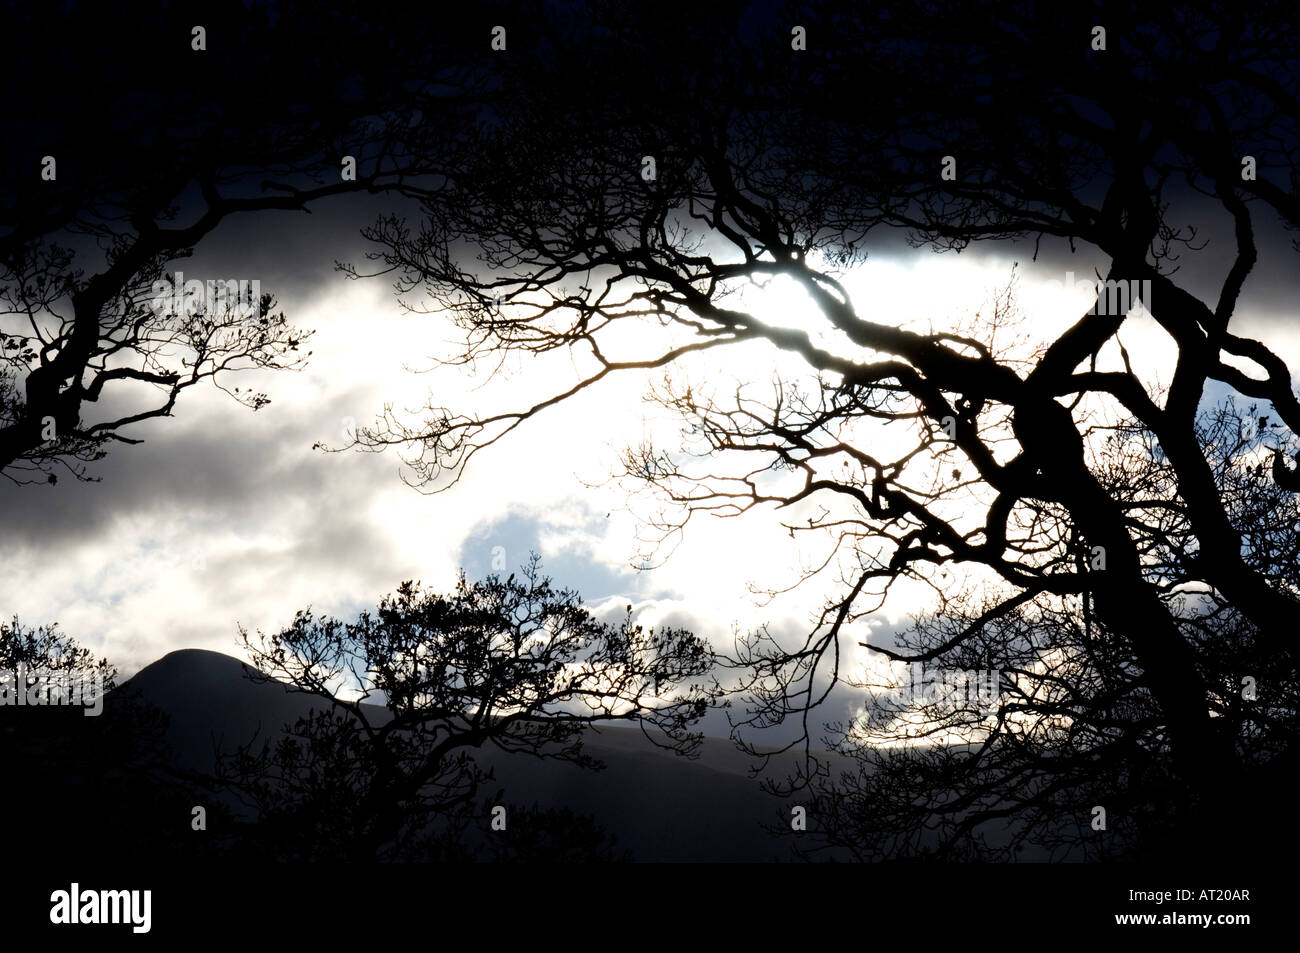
left=121, top=648, right=819, bottom=861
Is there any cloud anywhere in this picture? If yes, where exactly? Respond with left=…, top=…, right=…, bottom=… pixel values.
left=4, top=194, right=1296, bottom=707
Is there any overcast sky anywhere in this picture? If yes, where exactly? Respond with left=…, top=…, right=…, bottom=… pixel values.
left=3, top=188, right=1297, bottom=744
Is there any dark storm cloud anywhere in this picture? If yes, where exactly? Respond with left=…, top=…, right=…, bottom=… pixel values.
left=150, top=190, right=415, bottom=323
left=2, top=394, right=307, bottom=543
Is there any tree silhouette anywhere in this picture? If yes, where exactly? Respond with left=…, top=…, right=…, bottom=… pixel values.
left=0, top=0, right=495, bottom=483
left=781, top=403, right=1299, bottom=860
left=0, top=616, right=223, bottom=857
left=333, top=2, right=1300, bottom=858
left=216, top=557, right=716, bottom=860
left=0, top=615, right=113, bottom=686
